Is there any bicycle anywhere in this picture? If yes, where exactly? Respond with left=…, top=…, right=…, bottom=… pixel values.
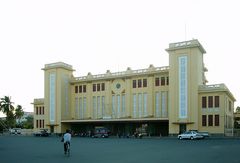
left=65, top=141, right=70, bottom=156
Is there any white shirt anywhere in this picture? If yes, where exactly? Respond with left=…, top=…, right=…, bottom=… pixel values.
left=63, top=133, right=71, bottom=143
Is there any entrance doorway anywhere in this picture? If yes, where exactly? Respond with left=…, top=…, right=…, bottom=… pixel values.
left=179, top=124, right=186, bottom=134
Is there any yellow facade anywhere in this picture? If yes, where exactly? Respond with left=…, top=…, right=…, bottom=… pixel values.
left=32, top=39, right=235, bottom=136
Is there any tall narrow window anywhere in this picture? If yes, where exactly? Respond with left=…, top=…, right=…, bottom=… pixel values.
left=208, top=115, right=213, bottom=126
left=83, top=85, right=86, bottom=93
left=132, top=80, right=136, bottom=88
left=97, top=96, right=101, bottom=118
left=138, top=93, right=142, bottom=118
left=39, top=120, right=42, bottom=128
left=208, top=96, right=213, bottom=108
left=117, top=95, right=121, bottom=118
left=143, top=79, right=147, bottom=87
left=166, top=76, right=169, bottom=85
left=138, top=79, right=142, bottom=88
left=155, top=77, right=160, bottom=86
left=75, top=86, right=78, bottom=93
left=215, top=115, right=219, bottom=126
left=79, top=97, right=83, bottom=119
left=202, top=96, right=207, bottom=108
left=93, top=96, right=97, bottom=119
left=36, top=107, right=38, bottom=115
left=214, top=96, right=219, bottom=107
left=93, top=84, right=96, bottom=92
left=133, top=94, right=137, bottom=118
left=102, top=96, right=105, bottom=117
left=143, top=93, right=147, bottom=116
left=161, top=77, right=165, bottom=86
left=101, top=83, right=105, bottom=91
left=36, top=120, right=38, bottom=128
left=229, top=101, right=232, bottom=112
left=79, top=85, right=82, bottom=93
left=155, top=92, right=160, bottom=117
left=112, top=95, right=116, bottom=118
left=42, top=107, right=44, bottom=115
left=97, top=83, right=100, bottom=91
left=122, top=95, right=126, bottom=117
left=83, top=97, right=86, bottom=118
left=202, top=115, right=207, bottom=126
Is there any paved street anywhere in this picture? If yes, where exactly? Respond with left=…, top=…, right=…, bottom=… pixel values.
left=0, top=135, right=240, bottom=163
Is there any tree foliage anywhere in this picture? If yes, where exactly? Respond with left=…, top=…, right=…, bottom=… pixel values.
left=0, top=96, right=25, bottom=128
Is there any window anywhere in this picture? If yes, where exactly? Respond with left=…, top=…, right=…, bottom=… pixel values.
left=36, top=107, right=38, bottom=115
left=39, top=107, right=41, bottom=115
left=93, top=84, right=96, bottom=92
left=42, top=107, right=44, bottom=114
left=208, top=96, right=213, bottom=108
left=39, top=120, right=42, bottom=128
left=208, top=115, right=213, bottom=126
left=101, top=83, right=105, bottom=91
left=133, top=80, right=136, bottom=88
left=155, top=77, right=160, bottom=86
left=215, top=115, right=219, bottom=126
left=143, top=79, right=147, bottom=87
left=75, top=86, right=78, bottom=93
left=83, top=85, right=86, bottom=93
left=79, top=85, right=82, bottom=93
left=214, top=96, right=219, bottom=107
left=138, top=79, right=142, bottom=88
left=202, top=97, right=207, bottom=108
left=36, top=120, right=38, bottom=128
left=229, top=101, right=232, bottom=112
left=42, top=120, right=44, bottom=128
left=161, top=77, right=165, bottom=86
left=166, top=76, right=169, bottom=85
left=97, top=83, right=100, bottom=91
left=202, top=115, right=207, bottom=126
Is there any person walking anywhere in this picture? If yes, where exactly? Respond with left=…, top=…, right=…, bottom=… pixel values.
left=63, top=129, right=71, bottom=155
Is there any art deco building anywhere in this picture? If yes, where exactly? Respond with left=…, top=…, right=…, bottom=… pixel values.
left=33, top=39, right=235, bottom=136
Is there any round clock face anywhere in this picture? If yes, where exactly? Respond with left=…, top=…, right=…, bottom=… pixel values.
left=116, top=83, right=121, bottom=89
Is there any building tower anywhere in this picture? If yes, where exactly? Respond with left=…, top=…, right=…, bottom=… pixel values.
left=166, top=40, right=207, bottom=135
left=42, top=62, right=74, bottom=133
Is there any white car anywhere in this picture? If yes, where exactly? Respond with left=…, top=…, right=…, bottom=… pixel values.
left=178, top=131, right=203, bottom=140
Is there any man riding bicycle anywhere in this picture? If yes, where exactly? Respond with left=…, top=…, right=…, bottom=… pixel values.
left=63, top=129, right=71, bottom=155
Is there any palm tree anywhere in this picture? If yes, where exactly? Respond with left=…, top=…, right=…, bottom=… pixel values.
left=0, top=96, right=15, bottom=128
left=0, top=96, right=14, bottom=116
left=15, top=105, right=24, bottom=126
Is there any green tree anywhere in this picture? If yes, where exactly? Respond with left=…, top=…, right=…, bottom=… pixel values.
left=23, top=115, right=33, bottom=129
left=15, top=105, right=24, bottom=122
left=235, top=106, right=240, bottom=113
left=0, top=96, right=15, bottom=128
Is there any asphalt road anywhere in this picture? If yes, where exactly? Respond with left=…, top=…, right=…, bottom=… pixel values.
left=0, top=135, right=240, bottom=163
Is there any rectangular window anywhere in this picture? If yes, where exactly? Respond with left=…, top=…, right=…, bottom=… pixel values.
left=75, top=85, right=78, bottom=93
left=155, top=77, right=160, bottom=86
left=155, top=92, right=160, bottom=117
left=40, top=107, right=42, bottom=115
left=208, top=96, right=213, bottom=108
left=133, top=80, right=136, bottom=88
left=42, top=120, right=44, bottom=128
left=42, top=107, right=44, bottom=115
left=36, top=120, right=38, bottom=128
left=202, top=96, right=207, bottom=108
left=214, top=96, right=219, bottom=107
left=97, top=83, right=101, bottom=91
left=101, top=83, right=105, bottom=91
left=208, top=115, right=213, bottom=126
left=102, top=96, right=105, bottom=117
left=122, top=95, right=126, bottom=117
left=133, top=94, right=137, bottom=118
left=143, top=79, right=147, bottom=87
left=166, top=76, right=169, bottom=85
left=36, top=107, right=38, bottom=115
left=229, top=101, right=232, bottom=112
left=39, top=120, right=42, bottom=128
left=138, top=93, right=142, bottom=117
left=93, top=96, right=97, bottom=119
left=79, top=85, right=82, bottom=93
left=215, top=115, right=219, bottom=126
left=83, top=85, right=86, bottom=93
left=93, top=84, right=96, bottom=92
left=112, top=95, right=116, bottom=118
left=138, top=79, right=142, bottom=88
left=161, top=77, right=165, bottom=86
left=143, top=93, right=147, bottom=116
left=202, top=115, right=207, bottom=126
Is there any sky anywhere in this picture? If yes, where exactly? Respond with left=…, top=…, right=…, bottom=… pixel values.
left=0, top=0, right=240, bottom=116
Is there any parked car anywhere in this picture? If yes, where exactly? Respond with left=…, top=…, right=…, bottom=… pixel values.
left=92, top=127, right=110, bottom=138
left=178, top=131, right=204, bottom=140
left=10, top=128, right=21, bottom=135
left=189, top=130, right=210, bottom=138
left=33, top=129, right=50, bottom=137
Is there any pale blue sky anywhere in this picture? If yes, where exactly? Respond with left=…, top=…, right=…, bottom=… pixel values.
left=0, top=0, right=240, bottom=116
